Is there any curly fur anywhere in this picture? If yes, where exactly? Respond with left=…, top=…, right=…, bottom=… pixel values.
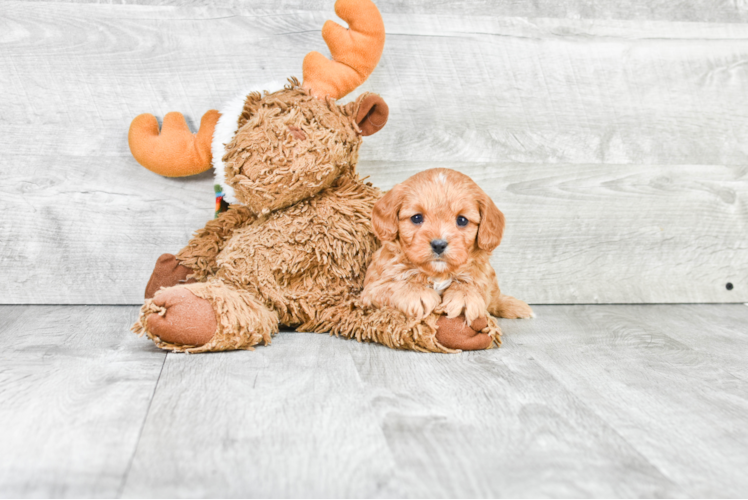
left=361, top=168, right=534, bottom=325
left=132, top=81, right=465, bottom=353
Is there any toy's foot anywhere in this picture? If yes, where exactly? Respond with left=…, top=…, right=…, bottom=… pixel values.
left=435, top=315, right=493, bottom=351
left=147, top=287, right=216, bottom=346
left=145, top=253, right=196, bottom=299
left=491, top=294, right=534, bottom=319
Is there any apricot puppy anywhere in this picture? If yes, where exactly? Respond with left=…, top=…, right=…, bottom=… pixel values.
left=362, top=168, right=533, bottom=327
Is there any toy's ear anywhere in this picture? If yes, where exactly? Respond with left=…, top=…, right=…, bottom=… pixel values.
left=371, top=183, right=404, bottom=241
left=477, top=193, right=505, bottom=252
left=355, top=93, right=389, bottom=136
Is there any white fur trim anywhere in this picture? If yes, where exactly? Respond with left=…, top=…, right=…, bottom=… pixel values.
left=212, top=80, right=286, bottom=204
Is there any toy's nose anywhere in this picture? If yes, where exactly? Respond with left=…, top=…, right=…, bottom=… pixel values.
left=431, top=239, right=448, bottom=255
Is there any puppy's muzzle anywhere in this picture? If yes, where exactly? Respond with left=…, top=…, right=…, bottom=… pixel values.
left=430, top=239, right=448, bottom=255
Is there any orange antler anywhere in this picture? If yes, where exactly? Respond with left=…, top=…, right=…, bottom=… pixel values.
left=302, top=0, right=385, bottom=100
left=128, top=110, right=219, bottom=177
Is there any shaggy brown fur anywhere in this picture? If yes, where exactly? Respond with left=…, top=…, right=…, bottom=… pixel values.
left=132, top=81, right=499, bottom=353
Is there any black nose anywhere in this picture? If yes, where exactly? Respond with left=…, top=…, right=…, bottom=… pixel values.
left=431, top=239, right=448, bottom=255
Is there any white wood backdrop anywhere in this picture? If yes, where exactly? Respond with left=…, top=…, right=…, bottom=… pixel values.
left=0, top=0, right=746, bottom=304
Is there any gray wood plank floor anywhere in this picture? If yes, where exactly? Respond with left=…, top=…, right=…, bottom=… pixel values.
left=1, top=304, right=747, bottom=498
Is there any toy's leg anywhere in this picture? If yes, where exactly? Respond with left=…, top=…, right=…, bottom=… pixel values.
left=144, top=253, right=197, bottom=299
left=132, top=279, right=278, bottom=353
left=433, top=316, right=496, bottom=351
left=305, top=298, right=501, bottom=353
left=489, top=294, right=534, bottom=319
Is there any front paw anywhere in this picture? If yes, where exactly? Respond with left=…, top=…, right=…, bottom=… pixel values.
left=438, top=290, right=486, bottom=325
left=394, top=287, right=441, bottom=320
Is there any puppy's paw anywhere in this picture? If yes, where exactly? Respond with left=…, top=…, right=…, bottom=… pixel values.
left=491, top=295, right=534, bottom=319
left=394, top=287, right=441, bottom=320
left=438, top=290, right=486, bottom=325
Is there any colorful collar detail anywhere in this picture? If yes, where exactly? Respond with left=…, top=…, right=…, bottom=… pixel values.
left=215, top=184, right=229, bottom=218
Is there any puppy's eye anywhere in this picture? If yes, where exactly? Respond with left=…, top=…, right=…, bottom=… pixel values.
left=456, top=215, right=469, bottom=227
left=410, top=214, right=424, bottom=224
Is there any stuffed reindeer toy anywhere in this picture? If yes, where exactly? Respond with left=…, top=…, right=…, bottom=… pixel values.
left=128, top=0, right=529, bottom=353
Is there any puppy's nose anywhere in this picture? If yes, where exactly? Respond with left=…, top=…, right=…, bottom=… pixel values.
left=430, top=239, right=448, bottom=255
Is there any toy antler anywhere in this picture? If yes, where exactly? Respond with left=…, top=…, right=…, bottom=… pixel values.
left=128, top=110, right=219, bottom=177
left=302, top=0, right=385, bottom=100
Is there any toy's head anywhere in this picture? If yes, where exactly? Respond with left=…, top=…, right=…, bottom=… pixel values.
left=222, top=80, right=387, bottom=214
left=220, top=0, right=388, bottom=214
left=129, top=0, right=388, bottom=215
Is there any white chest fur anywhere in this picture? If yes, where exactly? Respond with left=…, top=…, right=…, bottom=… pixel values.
left=430, top=278, right=453, bottom=296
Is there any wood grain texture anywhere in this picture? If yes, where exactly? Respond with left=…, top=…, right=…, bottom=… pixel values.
left=505, top=304, right=748, bottom=497
left=15, top=0, right=748, bottom=24
left=2, top=304, right=748, bottom=497
left=0, top=305, right=166, bottom=497
left=0, top=1, right=747, bottom=304
left=121, top=327, right=678, bottom=497
left=365, top=161, right=747, bottom=304
left=1, top=157, right=743, bottom=304
left=3, top=4, right=748, bottom=165
left=114, top=304, right=748, bottom=497
left=0, top=155, right=215, bottom=304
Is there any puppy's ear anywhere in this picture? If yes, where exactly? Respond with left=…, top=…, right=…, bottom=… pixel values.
left=477, top=194, right=505, bottom=251
left=372, top=184, right=404, bottom=241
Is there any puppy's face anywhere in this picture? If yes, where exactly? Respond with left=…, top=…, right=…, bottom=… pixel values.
left=372, top=169, right=505, bottom=275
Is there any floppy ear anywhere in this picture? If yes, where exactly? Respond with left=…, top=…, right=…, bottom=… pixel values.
left=477, top=194, right=505, bottom=251
left=355, top=93, right=389, bottom=136
left=371, top=183, right=404, bottom=242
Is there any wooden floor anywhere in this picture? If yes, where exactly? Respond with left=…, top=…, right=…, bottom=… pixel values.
left=0, top=305, right=746, bottom=498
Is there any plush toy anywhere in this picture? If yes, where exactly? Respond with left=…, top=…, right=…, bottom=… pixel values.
left=129, top=0, right=503, bottom=353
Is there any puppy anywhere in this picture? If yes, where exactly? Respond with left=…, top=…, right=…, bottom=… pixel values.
left=362, top=168, right=533, bottom=325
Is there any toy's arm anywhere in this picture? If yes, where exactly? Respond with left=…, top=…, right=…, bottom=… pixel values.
left=175, top=205, right=255, bottom=280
